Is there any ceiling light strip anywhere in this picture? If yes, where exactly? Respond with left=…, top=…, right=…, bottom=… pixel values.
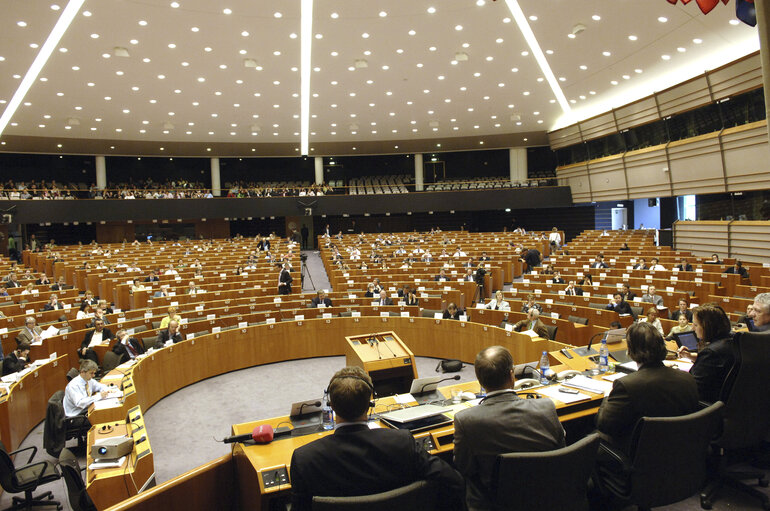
left=300, top=0, right=314, bottom=155
left=0, top=0, right=85, bottom=137
left=504, top=0, right=571, bottom=115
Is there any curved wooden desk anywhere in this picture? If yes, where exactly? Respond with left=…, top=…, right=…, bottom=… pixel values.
left=93, top=316, right=566, bottom=509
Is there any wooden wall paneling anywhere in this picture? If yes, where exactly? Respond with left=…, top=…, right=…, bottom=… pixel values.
left=708, top=52, right=762, bottom=101
left=666, top=133, right=726, bottom=196
left=194, top=219, right=230, bottom=239
left=548, top=123, right=582, bottom=150
left=587, top=155, right=628, bottom=201
left=578, top=112, right=617, bottom=142
left=720, top=121, right=770, bottom=192
left=556, top=162, right=591, bottom=203
left=673, top=221, right=730, bottom=258
left=622, top=146, right=671, bottom=199
left=728, top=221, right=770, bottom=264
left=656, top=75, right=712, bottom=118
left=615, top=96, right=660, bottom=132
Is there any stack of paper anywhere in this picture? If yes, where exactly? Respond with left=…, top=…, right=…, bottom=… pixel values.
left=561, top=375, right=614, bottom=395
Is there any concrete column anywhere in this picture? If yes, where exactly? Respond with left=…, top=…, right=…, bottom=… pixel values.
left=95, top=155, right=106, bottom=189
left=756, top=0, right=770, bottom=148
left=414, top=153, right=424, bottom=191
left=314, top=156, right=324, bottom=185
left=210, top=157, right=221, bottom=197
left=509, top=148, right=527, bottom=184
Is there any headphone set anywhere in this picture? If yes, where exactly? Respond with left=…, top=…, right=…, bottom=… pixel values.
left=327, top=374, right=376, bottom=411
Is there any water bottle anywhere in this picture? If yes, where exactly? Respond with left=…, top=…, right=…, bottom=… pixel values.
left=321, top=390, right=335, bottom=430
left=599, top=338, right=609, bottom=373
left=539, top=351, right=550, bottom=384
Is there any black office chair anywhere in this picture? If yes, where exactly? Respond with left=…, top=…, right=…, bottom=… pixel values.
left=58, top=448, right=97, bottom=511
left=312, top=480, right=438, bottom=511
left=544, top=324, right=557, bottom=340
left=0, top=441, right=62, bottom=511
left=630, top=306, right=644, bottom=318
left=700, top=331, right=770, bottom=510
left=101, top=351, right=122, bottom=374
left=594, top=401, right=724, bottom=511
left=492, top=433, right=601, bottom=511
left=568, top=315, right=589, bottom=325
left=43, top=390, right=90, bottom=458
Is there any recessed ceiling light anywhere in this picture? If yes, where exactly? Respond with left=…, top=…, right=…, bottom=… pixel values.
left=455, top=25, right=463, bottom=31
left=623, top=74, right=630, bottom=79
left=82, top=10, right=91, bottom=16
left=662, top=54, right=671, bottom=60
left=17, top=21, right=28, bottom=27
left=223, top=8, right=232, bottom=14
left=168, top=43, right=176, bottom=48
left=486, top=56, right=493, bottom=61
left=635, top=68, right=643, bottom=73
left=290, top=33, right=297, bottom=39
left=315, top=33, right=323, bottom=39
left=241, top=31, right=249, bottom=37
left=191, top=26, right=199, bottom=32
left=592, top=14, right=601, bottom=21
left=416, top=63, right=423, bottom=68
left=181, top=61, right=189, bottom=66
left=658, top=16, right=668, bottom=23
left=58, top=48, right=67, bottom=53
left=90, top=33, right=99, bottom=38
left=503, top=17, right=511, bottom=23
left=138, top=20, right=147, bottom=26
left=511, top=67, right=519, bottom=72
left=496, top=38, right=504, bottom=43
left=579, top=65, right=587, bottom=70
left=590, top=90, right=596, bottom=95
left=102, top=53, right=111, bottom=58
left=628, top=35, right=638, bottom=41
left=677, top=47, right=686, bottom=52
left=429, top=46, right=436, bottom=51
left=602, top=51, right=611, bottom=56
left=693, top=38, right=703, bottom=44
left=143, top=58, right=151, bottom=62
left=379, top=11, right=387, bottom=17
left=170, top=1, right=180, bottom=7
left=116, top=70, right=124, bottom=76
left=158, top=74, right=166, bottom=79
left=611, top=80, right=618, bottom=85
left=521, top=51, right=529, bottom=56
left=408, top=29, right=416, bottom=36
left=427, top=6, right=436, bottom=13
left=522, top=91, right=530, bottom=95
left=274, top=12, right=282, bottom=18
left=198, top=77, right=206, bottom=82
left=362, top=32, right=369, bottom=38
left=204, top=47, right=212, bottom=52
left=473, top=72, right=480, bottom=77
left=568, top=33, right=576, bottom=39
left=71, top=66, right=80, bottom=71
left=330, top=12, right=338, bottom=19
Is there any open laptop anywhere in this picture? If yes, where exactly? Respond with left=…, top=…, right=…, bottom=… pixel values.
left=379, top=404, right=452, bottom=433
left=673, top=331, right=699, bottom=352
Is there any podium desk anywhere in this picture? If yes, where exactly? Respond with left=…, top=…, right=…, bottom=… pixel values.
left=344, top=331, right=417, bottom=395
left=231, top=377, right=606, bottom=511
left=86, top=405, right=155, bottom=510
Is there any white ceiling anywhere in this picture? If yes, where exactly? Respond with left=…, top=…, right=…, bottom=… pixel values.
left=0, top=0, right=760, bottom=155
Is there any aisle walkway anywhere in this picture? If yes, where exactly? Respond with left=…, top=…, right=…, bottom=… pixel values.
left=300, top=250, right=331, bottom=293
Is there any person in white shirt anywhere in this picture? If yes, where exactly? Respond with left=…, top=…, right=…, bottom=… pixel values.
left=486, top=290, right=510, bottom=311
left=164, top=264, right=178, bottom=276
left=63, top=359, right=111, bottom=419
left=548, top=228, right=562, bottom=248
left=453, top=247, right=467, bottom=258
left=649, top=257, right=666, bottom=271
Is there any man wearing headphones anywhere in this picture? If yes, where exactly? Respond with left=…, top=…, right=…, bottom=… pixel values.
left=453, top=346, right=565, bottom=511
left=289, top=366, right=464, bottom=510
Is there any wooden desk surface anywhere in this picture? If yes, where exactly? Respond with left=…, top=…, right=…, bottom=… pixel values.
left=230, top=376, right=607, bottom=509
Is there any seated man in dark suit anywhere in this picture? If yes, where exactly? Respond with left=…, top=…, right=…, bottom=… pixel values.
left=454, top=346, right=565, bottom=510
left=41, top=293, right=64, bottom=311
left=620, top=283, right=636, bottom=301
left=443, top=302, right=463, bottom=320
left=144, top=270, right=160, bottom=283
left=50, top=276, right=68, bottom=291
left=154, top=320, right=183, bottom=348
left=289, top=366, right=464, bottom=511
left=591, top=254, right=609, bottom=269
left=434, top=269, right=448, bottom=281
left=79, top=319, right=114, bottom=365
left=669, top=299, right=693, bottom=322
left=675, top=258, right=693, bottom=272
left=513, top=309, right=549, bottom=338
left=597, top=322, right=699, bottom=457
left=309, top=290, right=333, bottom=308
left=606, top=292, right=634, bottom=318
left=112, top=329, right=146, bottom=363
left=374, top=289, right=393, bottom=306
left=723, top=260, right=748, bottom=278
left=2, top=341, right=31, bottom=376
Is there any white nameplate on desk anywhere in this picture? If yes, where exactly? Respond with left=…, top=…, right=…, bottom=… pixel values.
left=207, top=314, right=216, bottom=320
left=434, top=313, right=443, bottom=320
left=180, top=318, right=188, bottom=324
left=266, top=318, right=276, bottom=324
left=352, top=311, right=361, bottom=318
left=239, top=322, right=248, bottom=328
left=212, top=327, right=221, bottom=334
left=322, top=313, right=332, bottom=319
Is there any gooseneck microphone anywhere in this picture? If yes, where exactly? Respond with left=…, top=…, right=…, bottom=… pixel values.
left=297, top=401, right=322, bottom=416
left=418, top=374, right=461, bottom=395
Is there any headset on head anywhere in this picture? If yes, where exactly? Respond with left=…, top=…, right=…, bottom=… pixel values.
left=327, top=373, right=376, bottom=409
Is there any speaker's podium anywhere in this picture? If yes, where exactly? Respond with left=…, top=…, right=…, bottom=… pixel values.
left=344, top=331, right=417, bottom=396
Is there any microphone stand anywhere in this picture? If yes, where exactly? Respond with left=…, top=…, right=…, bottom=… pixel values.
left=573, top=331, right=604, bottom=357
left=413, top=375, right=461, bottom=405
